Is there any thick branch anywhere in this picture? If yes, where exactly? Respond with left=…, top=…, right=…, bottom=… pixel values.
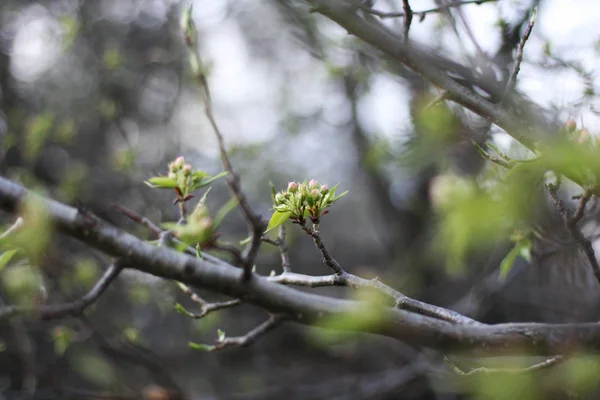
left=4, top=177, right=600, bottom=356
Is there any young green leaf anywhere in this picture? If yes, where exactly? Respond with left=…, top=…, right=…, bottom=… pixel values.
left=265, top=210, right=292, bottom=233
left=217, top=329, right=226, bottom=342
left=0, top=249, right=19, bottom=272
left=191, top=171, right=228, bottom=190
left=499, top=245, right=520, bottom=280
left=145, top=176, right=178, bottom=189
left=214, top=197, right=239, bottom=229
left=189, top=342, right=216, bottom=351
left=175, top=303, right=195, bottom=318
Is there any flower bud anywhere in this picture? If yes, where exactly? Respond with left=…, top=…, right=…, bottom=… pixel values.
left=320, top=184, right=328, bottom=194
left=174, top=156, right=185, bottom=168
left=299, top=183, right=307, bottom=192
left=275, top=192, right=286, bottom=204
left=287, top=181, right=299, bottom=193
left=564, top=119, right=577, bottom=134
left=168, top=171, right=176, bottom=180
left=309, top=179, right=319, bottom=189
left=311, top=188, right=320, bottom=199
left=578, top=128, right=591, bottom=144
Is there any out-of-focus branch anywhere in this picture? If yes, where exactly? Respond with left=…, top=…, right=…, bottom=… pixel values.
left=0, top=216, right=23, bottom=239
left=547, top=185, right=600, bottom=285
left=306, top=0, right=553, bottom=151
left=360, top=0, right=498, bottom=20
left=181, top=7, right=265, bottom=281
left=445, top=355, right=565, bottom=376
left=504, top=8, right=537, bottom=97
left=0, top=263, right=123, bottom=320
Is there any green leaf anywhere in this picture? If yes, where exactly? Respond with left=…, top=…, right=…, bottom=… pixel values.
left=192, top=170, right=209, bottom=180
left=196, top=243, right=203, bottom=259
left=331, top=190, right=349, bottom=203
left=274, top=205, right=291, bottom=213
left=0, top=249, right=19, bottom=272
left=265, top=210, right=292, bottom=233
left=270, top=181, right=277, bottom=202
left=217, top=329, right=226, bottom=342
left=214, top=196, right=239, bottom=229
left=175, top=302, right=195, bottom=318
left=191, top=171, right=228, bottom=190
left=189, top=341, right=216, bottom=351
left=198, top=187, right=212, bottom=206
left=145, top=176, right=178, bottom=189
left=499, top=244, right=521, bottom=280
left=52, top=326, right=73, bottom=355
left=519, top=239, right=532, bottom=262
left=240, top=235, right=252, bottom=246
left=472, top=140, right=489, bottom=158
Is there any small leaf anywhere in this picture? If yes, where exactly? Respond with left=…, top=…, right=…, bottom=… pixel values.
left=52, top=326, right=73, bottom=355
left=191, top=171, right=228, bottom=190
left=240, top=236, right=252, bottom=246
left=274, top=204, right=291, bottom=213
left=175, top=303, right=195, bottom=318
left=192, top=170, right=209, bottom=180
left=189, top=341, right=216, bottom=351
left=145, top=177, right=178, bottom=189
left=196, top=243, right=203, bottom=259
left=265, top=210, right=292, bottom=233
left=214, top=197, right=239, bottom=229
left=519, top=239, right=532, bottom=262
left=217, top=329, right=226, bottom=342
left=0, top=249, right=19, bottom=272
left=499, top=244, right=520, bottom=280
left=331, top=190, right=349, bottom=203
left=270, top=181, right=277, bottom=202
left=471, top=140, right=489, bottom=158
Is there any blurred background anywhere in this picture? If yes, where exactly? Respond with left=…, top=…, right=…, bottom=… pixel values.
left=1, top=0, right=600, bottom=399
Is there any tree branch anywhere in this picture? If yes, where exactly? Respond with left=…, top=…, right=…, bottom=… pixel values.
left=182, top=8, right=265, bottom=281
left=5, top=177, right=600, bottom=356
left=208, top=314, right=281, bottom=351
left=0, top=263, right=122, bottom=320
left=306, top=0, right=554, bottom=152
left=361, top=0, right=498, bottom=20
left=445, top=355, right=565, bottom=376
left=504, top=7, right=537, bottom=97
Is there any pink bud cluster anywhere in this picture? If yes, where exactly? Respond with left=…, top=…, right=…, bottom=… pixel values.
left=274, top=179, right=340, bottom=223
left=563, top=120, right=594, bottom=145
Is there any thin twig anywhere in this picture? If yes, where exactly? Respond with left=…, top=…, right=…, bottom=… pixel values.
left=211, top=314, right=281, bottom=351
left=424, top=91, right=450, bottom=110
left=361, top=0, right=498, bottom=20
left=566, top=190, right=600, bottom=285
left=504, top=7, right=537, bottom=97
left=401, top=0, right=413, bottom=41
left=176, top=281, right=241, bottom=319
left=0, top=294, right=36, bottom=398
left=182, top=11, right=265, bottom=281
left=298, top=221, right=480, bottom=325
left=445, top=355, right=565, bottom=376
left=277, top=225, right=292, bottom=273
left=0, top=263, right=123, bottom=320
left=300, top=221, right=344, bottom=274
left=0, top=216, right=23, bottom=239
left=547, top=186, right=600, bottom=285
